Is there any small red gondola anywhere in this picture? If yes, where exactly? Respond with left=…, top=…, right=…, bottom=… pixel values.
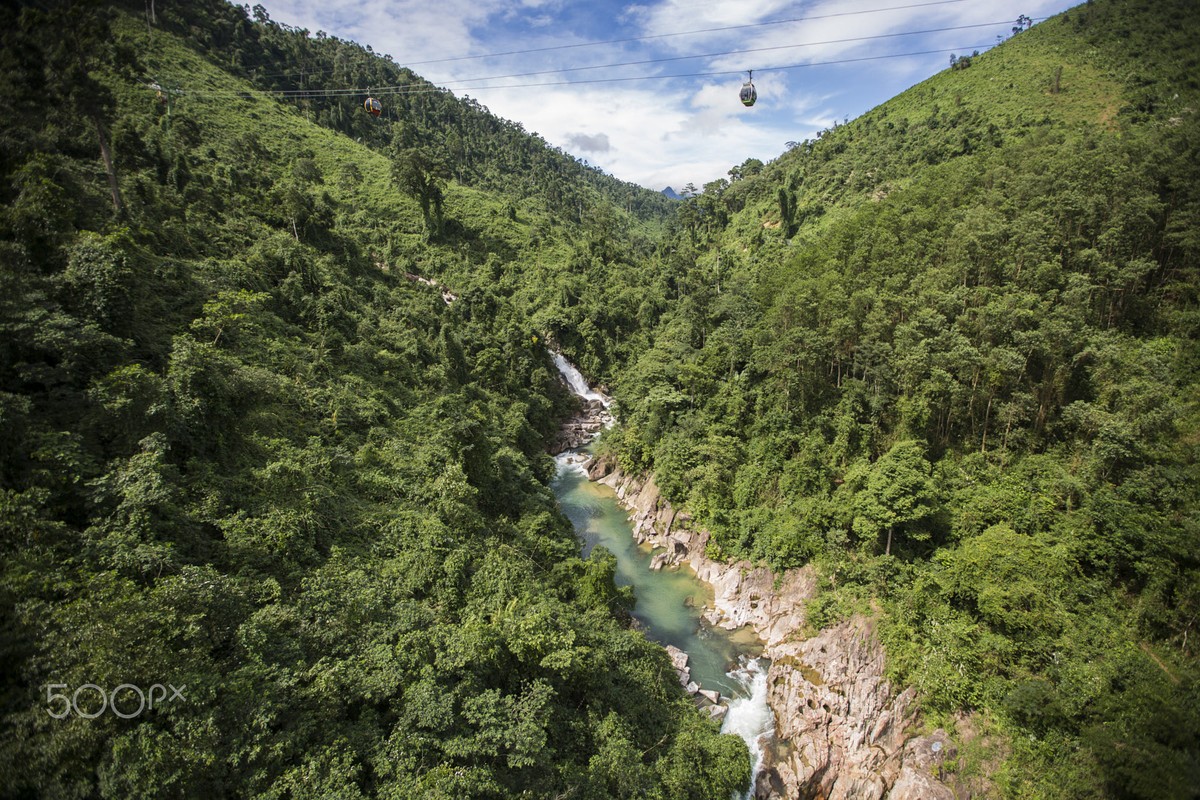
left=364, top=96, right=382, bottom=117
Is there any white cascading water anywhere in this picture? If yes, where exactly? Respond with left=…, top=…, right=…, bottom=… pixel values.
left=721, top=657, right=775, bottom=799
left=551, top=351, right=610, bottom=407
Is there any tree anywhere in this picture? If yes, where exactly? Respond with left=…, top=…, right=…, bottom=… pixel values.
left=33, top=2, right=130, bottom=214
left=728, top=158, right=763, bottom=182
left=391, top=146, right=450, bottom=238
left=777, top=187, right=797, bottom=238
left=853, top=440, right=935, bottom=556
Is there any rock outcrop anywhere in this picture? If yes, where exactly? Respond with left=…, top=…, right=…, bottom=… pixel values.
left=548, top=398, right=613, bottom=454
left=662, top=644, right=728, bottom=718
left=586, top=457, right=954, bottom=800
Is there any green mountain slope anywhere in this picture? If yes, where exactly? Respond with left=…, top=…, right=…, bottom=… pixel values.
left=0, top=3, right=746, bottom=798
left=140, top=1, right=676, bottom=225
left=606, top=0, right=1200, bottom=796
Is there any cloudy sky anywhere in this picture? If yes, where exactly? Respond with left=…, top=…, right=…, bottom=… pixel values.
left=255, top=0, right=1082, bottom=191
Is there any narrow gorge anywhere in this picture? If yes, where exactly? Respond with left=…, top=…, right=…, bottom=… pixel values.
left=5, top=2, right=1196, bottom=796
left=552, top=355, right=959, bottom=800
left=549, top=355, right=774, bottom=798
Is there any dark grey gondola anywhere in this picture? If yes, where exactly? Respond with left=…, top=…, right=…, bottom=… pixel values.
left=740, top=71, right=756, bottom=107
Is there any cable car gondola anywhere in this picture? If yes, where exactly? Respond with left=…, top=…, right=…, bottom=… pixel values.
left=739, top=71, right=757, bottom=107
left=364, top=96, right=382, bottom=117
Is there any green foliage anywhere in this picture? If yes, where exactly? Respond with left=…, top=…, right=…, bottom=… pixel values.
left=4, top=0, right=1199, bottom=796
left=605, top=1, right=1200, bottom=795
left=851, top=440, right=935, bottom=556
left=391, top=144, right=449, bottom=240
left=0, top=4, right=744, bottom=798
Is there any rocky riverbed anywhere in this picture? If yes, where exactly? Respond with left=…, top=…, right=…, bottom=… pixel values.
left=548, top=398, right=613, bottom=454
left=580, top=455, right=959, bottom=800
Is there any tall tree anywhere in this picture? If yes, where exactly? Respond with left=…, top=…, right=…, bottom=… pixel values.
left=36, top=1, right=129, bottom=214
left=852, top=440, right=935, bottom=556
left=391, top=145, right=449, bottom=239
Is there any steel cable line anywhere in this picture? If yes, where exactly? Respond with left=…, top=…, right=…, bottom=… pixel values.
left=166, top=42, right=997, bottom=101
left=171, top=17, right=1027, bottom=99
left=442, top=44, right=999, bottom=91
left=423, top=19, right=1021, bottom=85
left=220, top=0, right=974, bottom=83
left=405, top=0, right=972, bottom=65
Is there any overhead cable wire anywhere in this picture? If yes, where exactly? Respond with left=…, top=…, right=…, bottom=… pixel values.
left=167, top=43, right=998, bottom=100
left=423, top=19, right=1022, bottom=85
left=217, top=0, right=974, bottom=82
left=405, top=0, right=972, bottom=65
left=440, top=44, right=999, bottom=91
left=172, top=18, right=1027, bottom=99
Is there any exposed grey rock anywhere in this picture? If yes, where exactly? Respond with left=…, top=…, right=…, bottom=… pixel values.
left=548, top=399, right=614, bottom=455
left=586, top=455, right=614, bottom=480
left=889, top=765, right=956, bottom=800
left=900, top=729, right=956, bottom=775
left=595, top=465, right=957, bottom=800
left=666, top=645, right=689, bottom=672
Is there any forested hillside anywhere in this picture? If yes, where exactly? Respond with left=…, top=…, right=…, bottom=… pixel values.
left=141, top=0, right=678, bottom=377
left=604, top=0, right=1200, bottom=796
left=0, top=2, right=748, bottom=798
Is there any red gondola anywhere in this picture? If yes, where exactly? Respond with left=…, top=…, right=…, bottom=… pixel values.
left=364, top=96, right=382, bottom=117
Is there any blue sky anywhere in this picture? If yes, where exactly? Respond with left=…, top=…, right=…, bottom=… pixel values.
left=255, top=0, right=1084, bottom=191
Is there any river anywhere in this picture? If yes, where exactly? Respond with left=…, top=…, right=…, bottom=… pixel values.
left=550, top=355, right=774, bottom=799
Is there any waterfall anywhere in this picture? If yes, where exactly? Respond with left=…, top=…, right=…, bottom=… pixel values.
left=722, top=658, right=774, bottom=800
left=551, top=351, right=610, bottom=407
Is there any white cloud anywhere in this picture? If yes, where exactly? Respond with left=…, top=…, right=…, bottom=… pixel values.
left=470, top=75, right=832, bottom=190
left=633, top=0, right=793, bottom=37
left=565, top=132, right=612, bottom=153
left=260, top=0, right=493, bottom=62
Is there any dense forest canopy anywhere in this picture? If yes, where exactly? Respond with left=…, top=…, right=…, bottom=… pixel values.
left=0, top=1, right=746, bottom=797
left=0, top=0, right=1198, bottom=798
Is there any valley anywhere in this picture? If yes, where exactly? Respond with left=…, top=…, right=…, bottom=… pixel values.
left=0, top=1, right=1197, bottom=798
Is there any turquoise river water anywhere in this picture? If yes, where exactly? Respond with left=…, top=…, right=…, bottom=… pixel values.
left=548, top=356, right=774, bottom=798
left=552, top=453, right=761, bottom=695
